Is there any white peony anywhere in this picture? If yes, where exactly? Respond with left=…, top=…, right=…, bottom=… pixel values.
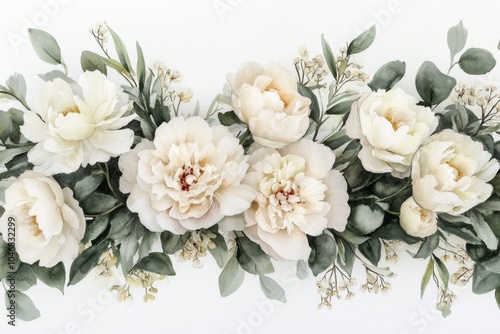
left=21, top=71, right=135, bottom=176
left=0, top=171, right=85, bottom=267
left=119, top=116, right=256, bottom=234
left=400, top=197, right=437, bottom=238
left=412, top=129, right=499, bottom=215
left=227, top=62, right=311, bottom=148
left=345, top=88, right=438, bottom=178
left=242, top=139, right=350, bottom=261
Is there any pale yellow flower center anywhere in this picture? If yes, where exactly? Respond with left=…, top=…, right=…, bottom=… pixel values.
left=62, top=105, right=80, bottom=116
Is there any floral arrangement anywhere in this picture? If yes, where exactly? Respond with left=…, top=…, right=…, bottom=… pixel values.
left=0, top=21, right=499, bottom=322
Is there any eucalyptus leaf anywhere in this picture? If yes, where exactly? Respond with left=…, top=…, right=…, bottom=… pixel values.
left=296, top=259, right=309, bottom=280
left=297, top=83, right=320, bottom=123
left=5, top=290, right=40, bottom=322
left=120, top=228, right=139, bottom=275
left=107, top=208, right=138, bottom=242
left=447, top=20, right=468, bottom=61
left=68, top=241, right=109, bottom=285
left=28, top=28, right=62, bottom=65
left=136, top=42, right=146, bottom=90
left=259, top=275, right=286, bottom=303
left=325, top=99, right=356, bottom=115
left=6, top=73, right=27, bottom=101
left=433, top=255, right=450, bottom=290
left=469, top=211, right=498, bottom=250
left=219, top=253, right=245, bottom=297
left=73, top=174, right=104, bottom=202
left=107, top=26, right=133, bottom=73
left=83, top=215, right=109, bottom=244
left=347, top=25, right=376, bottom=55
left=81, top=51, right=107, bottom=75
left=458, top=48, right=496, bottom=75
left=14, top=263, right=37, bottom=292
left=358, top=238, right=381, bottom=266
left=160, top=231, right=185, bottom=255
left=132, top=252, right=175, bottom=276
left=421, top=257, right=434, bottom=298
left=368, top=60, right=406, bottom=91
left=323, top=129, right=351, bottom=151
left=308, top=232, right=337, bottom=276
left=0, top=146, right=31, bottom=165
left=321, top=34, right=337, bottom=79
left=348, top=203, right=385, bottom=235
left=138, top=231, right=157, bottom=259
left=472, top=264, right=500, bottom=294
left=412, top=233, right=439, bottom=259
left=237, top=237, right=274, bottom=275
left=218, top=110, right=243, bottom=126
left=81, top=192, right=118, bottom=215
left=31, top=262, right=65, bottom=294
left=208, top=232, right=229, bottom=269
left=336, top=238, right=356, bottom=276
left=495, top=288, right=500, bottom=310
left=415, top=61, right=457, bottom=107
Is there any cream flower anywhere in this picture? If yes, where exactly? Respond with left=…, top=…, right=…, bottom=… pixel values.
left=21, top=71, right=135, bottom=175
left=0, top=171, right=85, bottom=267
left=345, top=88, right=438, bottom=178
left=243, top=139, right=350, bottom=261
left=227, top=62, right=311, bottom=148
left=412, top=129, right=499, bottom=215
left=400, top=197, right=437, bottom=238
left=119, top=116, right=256, bottom=233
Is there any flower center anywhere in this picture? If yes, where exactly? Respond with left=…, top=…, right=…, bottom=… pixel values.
left=62, top=105, right=80, bottom=116
left=178, top=163, right=204, bottom=191
left=269, top=182, right=302, bottom=212
left=384, top=108, right=400, bottom=131
left=31, top=216, right=43, bottom=237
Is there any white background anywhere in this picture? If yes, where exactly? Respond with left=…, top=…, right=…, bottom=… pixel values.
left=1, top=0, right=500, bottom=333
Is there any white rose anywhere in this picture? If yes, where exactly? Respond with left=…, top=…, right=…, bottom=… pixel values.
left=0, top=171, right=85, bottom=267
left=242, top=139, right=350, bottom=261
left=400, top=197, right=437, bottom=238
left=345, top=88, right=438, bottom=178
left=119, top=116, right=256, bottom=234
left=227, top=62, right=311, bottom=148
left=21, top=71, right=135, bottom=176
left=412, top=129, right=499, bottom=215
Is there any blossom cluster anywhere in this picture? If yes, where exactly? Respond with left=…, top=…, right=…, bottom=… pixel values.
left=0, top=21, right=499, bottom=321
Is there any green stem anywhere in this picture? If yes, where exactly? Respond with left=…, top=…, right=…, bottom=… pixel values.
left=0, top=91, right=31, bottom=111
left=100, top=162, right=122, bottom=202
left=376, top=178, right=412, bottom=203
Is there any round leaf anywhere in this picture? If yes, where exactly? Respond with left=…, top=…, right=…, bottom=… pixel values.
left=459, top=48, right=496, bottom=75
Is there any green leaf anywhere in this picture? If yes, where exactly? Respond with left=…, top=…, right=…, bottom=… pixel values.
left=237, top=237, right=274, bottom=275
left=421, top=257, right=434, bottom=298
left=447, top=20, right=468, bottom=61
left=219, top=253, right=245, bottom=297
left=358, top=238, right=381, bottom=266
left=415, top=61, right=457, bottom=107
left=0, top=112, right=13, bottom=141
left=0, top=146, right=31, bottom=165
left=469, top=211, right=498, bottom=250
left=136, top=42, right=146, bottom=91
left=107, top=208, right=137, bottom=242
left=348, top=203, right=385, bottom=235
left=308, top=232, right=337, bottom=276
left=296, top=260, right=309, bottom=280
left=73, top=173, right=104, bottom=202
left=80, top=192, right=118, bottom=215
left=132, top=252, right=175, bottom=276
left=325, top=99, right=356, bottom=115
left=83, top=215, right=109, bottom=244
left=218, top=110, right=243, bottom=126
left=208, top=232, right=229, bottom=269
left=138, top=231, right=157, bottom=259
left=107, top=26, right=133, bottom=73
left=120, top=228, right=139, bottom=275
left=336, top=238, right=356, bottom=276
left=259, top=275, right=286, bottom=303
left=343, top=159, right=381, bottom=192
left=5, top=290, right=40, bottom=322
left=0, top=154, right=32, bottom=180
left=15, top=263, right=37, bottom=292
left=437, top=218, right=481, bottom=245
left=472, top=263, right=500, bottom=294
left=28, top=28, right=62, bottom=65
left=6, top=73, right=27, bottom=101
left=160, top=231, right=185, bottom=255
left=31, top=262, right=65, bottom=294
left=458, top=48, right=496, bottom=75
left=38, top=70, right=74, bottom=83
left=368, top=60, right=406, bottom=91
left=0, top=239, right=20, bottom=279
left=297, top=83, right=320, bottom=123
left=68, top=241, right=109, bottom=286
left=321, top=34, right=337, bottom=79
left=412, top=233, right=439, bottom=259
left=322, top=129, right=351, bottom=151
left=495, top=288, right=500, bottom=310
left=80, top=51, right=107, bottom=75
left=433, top=255, right=450, bottom=290
left=347, top=25, right=376, bottom=55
